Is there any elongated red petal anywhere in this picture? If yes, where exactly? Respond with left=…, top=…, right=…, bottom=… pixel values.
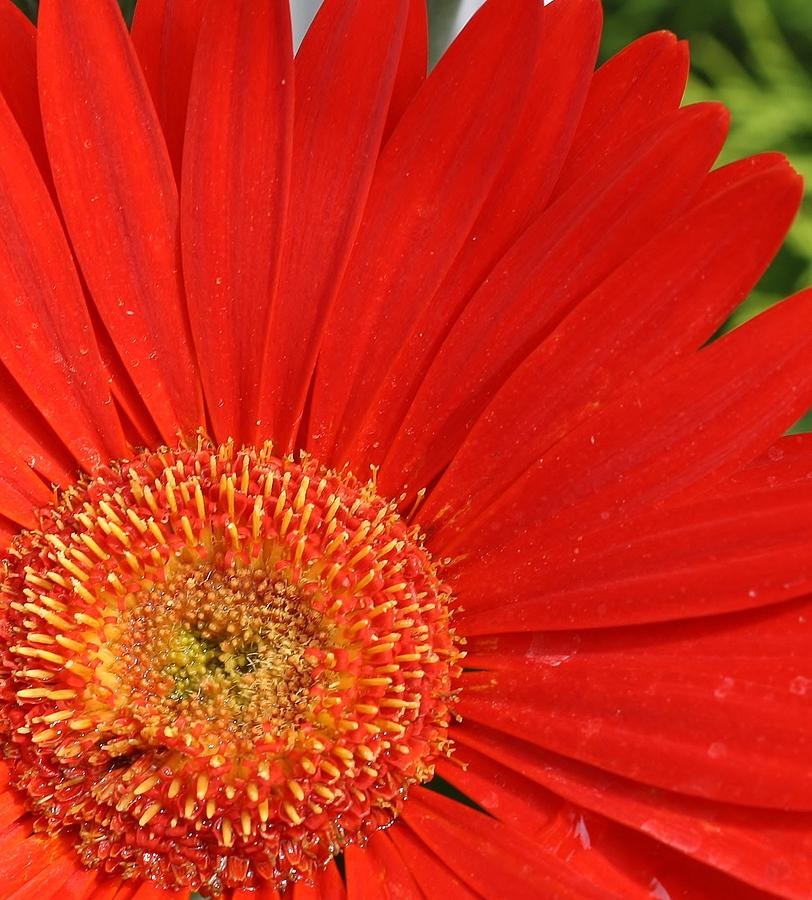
left=459, top=477, right=812, bottom=633
left=459, top=597, right=812, bottom=810
left=402, top=789, right=612, bottom=899
left=0, top=1, right=48, bottom=178
left=554, top=31, right=689, bottom=197
left=290, top=862, right=345, bottom=899
left=440, top=284, right=812, bottom=584
left=0, top=88, right=127, bottom=469
left=0, top=827, right=76, bottom=894
left=261, top=0, right=409, bottom=448
left=182, top=0, right=292, bottom=443
left=0, top=367, right=75, bottom=487
left=386, top=826, right=477, bottom=899
left=383, top=0, right=428, bottom=141
left=456, top=720, right=812, bottom=900
left=38, top=0, right=203, bottom=441
left=308, top=0, right=542, bottom=462
left=131, top=0, right=204, bottom=181
left=423, top=153, right=802, bottom=540
left=345, top=833, right=424, bottom=899
left=6, top=850, right=93, bottom=900
left=435, top=750, right=763, bottom=900
left=343, top=0, right=602, bottom=467
left=383, top=103, right=728, bottom=499
left=0, top=434, right=51, bottom=527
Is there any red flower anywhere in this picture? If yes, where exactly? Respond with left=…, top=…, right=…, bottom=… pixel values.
left=0, top=0, right=809, bottom=897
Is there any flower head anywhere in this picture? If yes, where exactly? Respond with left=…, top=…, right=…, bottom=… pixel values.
left=0, top=0, right=810, bottom=898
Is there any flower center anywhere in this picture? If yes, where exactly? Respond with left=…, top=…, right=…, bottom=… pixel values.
left=0, top=440, right=461, bottom=894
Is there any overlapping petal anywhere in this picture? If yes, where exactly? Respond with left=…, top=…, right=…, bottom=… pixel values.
left=459, top=597, right=812, bottom=810
left=38, top=0, right=203, bottom=440
left=0, top=1, right=805, bottom=898
left=181, top=0, right=293, bottom=443
left=308, top=0, right=543, bottom=461
left=261, top=0, right=410, bottom=447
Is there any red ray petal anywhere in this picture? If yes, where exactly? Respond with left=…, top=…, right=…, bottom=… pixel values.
left=0, top=516, right=14, bottom=552
left=7, top=850, right=94, bottom=900
left=0, top=827, right=75, bottom=894
left=307, top=0, right=542, bottom=462
left=434, top=757, right=659, bottom=898
left=0, top=441, right=50, bottom=526
left=343, top=0, right=602, bottom=469
left=554, top=31, right=689, bottom=197
left=458, top=471, right=812, bottom=633
left=291, top=861, right=345, bottom=899
left=458, top=598, right=812, bottom=810
left=456, top=720, right=812, bottom=900
left=383, top=103, right=728, bottom=499
left=41, top=867, right=111, bottom=900
left=0, top=88, right=127, bottom=468
left=260, top=0, right=409, bottom=449
left=182, top=0, right=293, bottom=443
left=424, top=153, right=802, bottom=548
left=228, top=886, right=281, bottom=900
left=38, top=0, right=204, bottom=441
left=382, top=0, right=428, bottom=142
left=436, top=750, right=768, bottom=899
left=131, top=0, right=204, bottom=182
left=0, top=365, right=75, bottom=487
left=386, top=824, right=478, bottom=899
left=128, top=884, right=185, bottom=900
left=0, top=1, right=48, bottom=179
left=403, top=788, right=614, bottom=899
left=0, top=789, right=26, bottom=833
left=439, top=284, right=812, bottom=583
left=345, top=833, right=425, bottom=899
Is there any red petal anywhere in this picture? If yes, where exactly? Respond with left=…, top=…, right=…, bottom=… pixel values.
left=424, top=153, right=802, bottom=552
left=0, top=88, right=127, bottom=468
left=291, top=861, right=345, bottom=899
left=435, top=756, right=663, bottom=898
left=554, top=31, right=689, bottom=197
left=456, top=720, right=812, bottom=900
left=0, top=435, right=50, bottom=526
left=128, top=884, right=184, bottom=900
left=440, top=284, right=812, bottom=590
left=0, top=1, right=48, bottom=179
left=458, top=598, right=812, bottom=809
left=344, top=0, right=602, bottom=468
left=460, top=477, right=812, bottom=633
left=181, top=0, right=293, bottom=443
left=0, top=789, right=26, bottom=833
left=383, top=0, right=428, bottom=141
left=38, top=0, right=204, bottom=441
left=0, top=827, right=74, bottom=894
left=7, top=850, right=93, bottom=900
left=261, top=0, right=409, bottom=448
left=0, top=367, right=75, bottom=487
left=345, top=833, right=424, bottom=899
left=307, top=0, right=542, bottom=462
left=131, top=0, right=204, bottom=181
left=436, top=750, right=767, bottom=899
left=403, top=788, right=614, bottom=899
left=383, top=103, right=728, bottom=499
left=387, top=824, right=477, bottom=899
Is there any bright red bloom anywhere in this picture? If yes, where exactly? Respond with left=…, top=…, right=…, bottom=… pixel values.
left=0, top=0, right=809, bottom=898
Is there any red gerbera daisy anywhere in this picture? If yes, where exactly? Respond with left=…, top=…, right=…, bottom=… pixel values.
left=0, top=0, right=809, bottom=897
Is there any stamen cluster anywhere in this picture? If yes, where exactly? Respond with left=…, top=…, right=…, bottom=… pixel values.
left=0, top=440, right=461, bottom=893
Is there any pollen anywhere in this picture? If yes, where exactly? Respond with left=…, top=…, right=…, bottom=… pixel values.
left=0, top=439, right=462, bottom=894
